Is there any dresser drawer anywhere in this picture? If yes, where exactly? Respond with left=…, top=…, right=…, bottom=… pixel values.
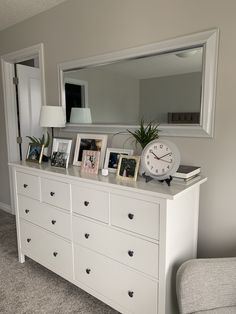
left=18, top=195, right=71, bottom=239
left=110, top=194, right=159, bottom=240
left=72, top=185, right=109, bottom=223
left=73, top=216, right=158, bottom=278
left=20, top=220, right=72, bottom=278
left=16, top=172, right=40, bottom=200
left=41, top=178, right=70, bottom=210
left=74, top=245, right=158, bottom=314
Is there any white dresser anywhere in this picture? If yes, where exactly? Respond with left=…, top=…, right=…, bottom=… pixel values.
left=9, top=162, right=206, bottom=314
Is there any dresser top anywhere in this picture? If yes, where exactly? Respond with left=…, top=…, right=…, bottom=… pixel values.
left=9, top=161, right=207, bottom=200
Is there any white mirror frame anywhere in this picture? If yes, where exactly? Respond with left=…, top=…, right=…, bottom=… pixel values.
left=58, top=29, right=219, bottom=138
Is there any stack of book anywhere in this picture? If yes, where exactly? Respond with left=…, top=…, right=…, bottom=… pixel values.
left=172, top=165, right=201, bottom=184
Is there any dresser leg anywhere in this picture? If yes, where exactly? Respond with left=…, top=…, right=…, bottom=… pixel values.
left=18, top=253, right=25, bottom=263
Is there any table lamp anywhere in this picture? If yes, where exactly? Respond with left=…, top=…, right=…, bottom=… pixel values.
left=40, top=105, right=66, bottom=138
left=69, top=107, right=92, bottom=124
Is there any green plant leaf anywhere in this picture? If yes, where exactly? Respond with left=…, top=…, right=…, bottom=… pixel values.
left=26, top=132, right=50, bottom=147
left=127, top=119, right=159, bottom=149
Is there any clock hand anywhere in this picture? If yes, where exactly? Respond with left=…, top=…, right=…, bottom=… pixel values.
left=159, top=152, right=172, bottom=159
left=150, top=150, right=160, bottom=160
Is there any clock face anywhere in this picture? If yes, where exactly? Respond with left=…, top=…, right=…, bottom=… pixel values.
left=141, top=139, right=180, bottom=180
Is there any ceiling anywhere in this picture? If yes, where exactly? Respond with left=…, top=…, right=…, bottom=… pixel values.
left=0, top=0, right=68, bottom=31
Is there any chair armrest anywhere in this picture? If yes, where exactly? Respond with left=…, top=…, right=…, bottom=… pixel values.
left=176, top=258, right=236, bottom=314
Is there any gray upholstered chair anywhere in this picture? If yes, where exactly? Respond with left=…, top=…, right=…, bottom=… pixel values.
left=176, top=258, right=236, bottom=314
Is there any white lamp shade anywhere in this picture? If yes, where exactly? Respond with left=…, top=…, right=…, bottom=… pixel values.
left=70, top=108, right=92, bottom=124
left=40, top=106, right=66, bottom=128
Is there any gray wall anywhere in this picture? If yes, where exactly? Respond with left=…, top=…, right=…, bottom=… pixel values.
left=65, top=69, right=139, bottom=123
left=139, top=72, right=202, bottom=122
left=0, top=0, right=235, bottom=258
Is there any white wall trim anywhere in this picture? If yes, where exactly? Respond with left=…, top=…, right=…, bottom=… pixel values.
left=0, top=201, right=13, bottom=215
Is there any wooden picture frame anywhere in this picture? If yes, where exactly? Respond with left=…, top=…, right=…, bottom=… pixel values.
left=104, top=148, right=133, bottom=173
left=26, top=143, right=44, bottom=164
left=73, top=133, right=107, bottom=168
left=51, top=138, right=72, bottom=168
left=81, top=150, right=100, bottom=174
left=116, top=155, right=140, bottom=181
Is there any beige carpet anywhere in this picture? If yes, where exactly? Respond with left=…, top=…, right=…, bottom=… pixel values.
left=0, top=209, right=119, bottom=314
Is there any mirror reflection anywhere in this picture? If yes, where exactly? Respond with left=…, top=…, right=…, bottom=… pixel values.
left=63, top=46, right=203, bottom=125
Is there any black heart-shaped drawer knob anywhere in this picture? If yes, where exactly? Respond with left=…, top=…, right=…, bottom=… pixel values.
left=25, top=209, right=29, bottom=214
left=51, top=220, right=56, bottom=225
left=128, top=213, right=134, bottom=220
left=23, top=184, right=28, bottom=188
left=50, top=192, right=55, bottom=197
left=128, top=291, right=134, bottom=298
left=53, top=252, right=58, bottom=257
left=27, top=238, right=31, bottom=243
left=128, top=250, right=134, bottom=257
left=86, top=268, right=91, bottom=274
left=84, top=233, right=90, bottom=239
left=84, top=201, right=89, bottom=207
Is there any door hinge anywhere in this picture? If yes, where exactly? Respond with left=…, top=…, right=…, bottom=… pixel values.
left=16, top=136, right=22, bottom=144
left=13, top=77, right=19, bottom=85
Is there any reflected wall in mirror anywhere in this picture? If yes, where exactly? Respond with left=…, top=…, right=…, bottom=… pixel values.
left=58, top=29, right=218, bottom=137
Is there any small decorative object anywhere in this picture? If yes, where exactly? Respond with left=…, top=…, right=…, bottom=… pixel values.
left=26, top=143, right=44, bottom=164
left=101, top=168, right=109, bottom=176
left=73, top=133, right=107, bottom=168
left=104, top=148, right=134, bottom=173
left=81, top=150, right=100, bottom=174
left=51, top=138, right=72, bottom=168
left=127, top=119, right=159, bottom=149
left=116, top=155, right=140, bottom=182
left=141, top=139, right=180, bottom=186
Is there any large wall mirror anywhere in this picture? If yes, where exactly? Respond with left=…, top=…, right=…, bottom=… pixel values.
left=58, top=29, right=218, bottom=137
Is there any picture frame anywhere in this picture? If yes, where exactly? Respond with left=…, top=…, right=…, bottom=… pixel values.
left=104, top=148, right=134, bottom=173
left=116, top=155, right=140, bottom=181
left=81, top=150, right=100, bottom=174
left=26, top=143, right=44, bottom=164
left=73, top=133, right=107, bottom=168
left=51, top=138, right=72, bottom=168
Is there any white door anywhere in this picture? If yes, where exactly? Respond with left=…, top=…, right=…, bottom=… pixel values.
left=16, top=64, right=42, bottom=159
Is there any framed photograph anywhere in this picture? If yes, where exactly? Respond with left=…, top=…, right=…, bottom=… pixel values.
left=26, top=143, right=44, bottom=164
left=116, top=155, right=140, bottom=181
left=73, top=133, right=107, bottom=168
left=51, top=138, right=72, bottom=168
left=81, top=150, right=100, bottom=174
left=104, top=148, right=134, bottom=173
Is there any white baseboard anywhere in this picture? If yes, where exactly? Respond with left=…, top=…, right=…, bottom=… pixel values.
left=0, top=201, right=13, bottom=215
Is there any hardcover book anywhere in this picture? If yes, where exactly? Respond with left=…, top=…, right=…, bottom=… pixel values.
left=173, top=165, right=201, bottom=179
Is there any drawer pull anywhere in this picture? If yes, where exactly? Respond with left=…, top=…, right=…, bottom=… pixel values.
left=128, top=250, right=134, bottom=257
left=51, top=220, right=56, bottom=225
left=25, top=209, right=30, bottom=214
left=84, top=201, right=90, bottom=207
left=53, top=252, right=58, bottom=257
left=128, top=213, right=134, bottom=220
left=27, top=238, right=31, bottom=243
left=23, top=184, right=28, bottom=188
left=84, top=233, right=90, bottom=239
left=128, top=291, right=134, bottom=298
left=50, top=192, right=55, bottom=197
left=86, top=268, right=91, bottom=274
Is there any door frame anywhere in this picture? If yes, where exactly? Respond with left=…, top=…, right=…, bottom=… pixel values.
left=1, top=43, right=46, bottom=163
left=1, top=43, right=46, bottom=213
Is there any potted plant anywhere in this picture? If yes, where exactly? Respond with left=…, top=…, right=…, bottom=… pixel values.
left=127, top=119, right=159, bottom=149
left=26, top=132, right=50, bottom=162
